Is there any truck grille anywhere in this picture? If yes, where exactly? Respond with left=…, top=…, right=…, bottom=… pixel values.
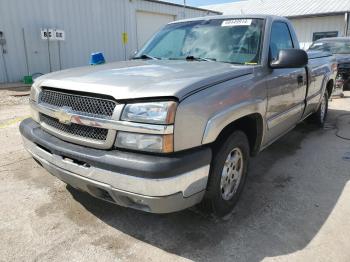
left=39, top=88, right=117, bottom=118
left=40, top=114, right=108, bottom=141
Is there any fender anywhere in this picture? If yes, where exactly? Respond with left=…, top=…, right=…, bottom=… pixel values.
left=320, top=72, right=332, bottom=99
left=303, top=66, right=332, bottom=120
left=201, top=99, right=267, bottom=145
left=312, top=71, right=331, bottom=110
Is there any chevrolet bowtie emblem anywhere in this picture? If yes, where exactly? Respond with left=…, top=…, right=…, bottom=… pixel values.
left=54, top=107, right=72, bottom=125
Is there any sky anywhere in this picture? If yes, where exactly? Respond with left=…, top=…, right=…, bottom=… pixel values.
left=164, top=0, right=237, bottom=7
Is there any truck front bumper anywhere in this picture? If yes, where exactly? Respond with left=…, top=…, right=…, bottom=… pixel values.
left=20, top=118, right=212, bottom=213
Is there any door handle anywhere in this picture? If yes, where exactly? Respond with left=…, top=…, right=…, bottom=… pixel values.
left=297, top=75, right=304, bottom=86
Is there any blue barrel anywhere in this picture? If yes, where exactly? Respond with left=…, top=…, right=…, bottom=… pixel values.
left=90, top=52, right=105, bottom=65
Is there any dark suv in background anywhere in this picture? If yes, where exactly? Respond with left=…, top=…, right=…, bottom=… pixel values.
left=308, top=37, right=350, bottom=96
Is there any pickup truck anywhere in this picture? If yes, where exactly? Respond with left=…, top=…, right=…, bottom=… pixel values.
left=20, top=15, right=335, bottom=217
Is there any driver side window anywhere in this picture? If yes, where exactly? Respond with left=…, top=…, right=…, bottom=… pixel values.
left=270, top=22, right=294, bottom=61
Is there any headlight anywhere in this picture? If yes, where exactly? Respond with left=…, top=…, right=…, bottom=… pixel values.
left=115, top=132, right=173, bottom=153
left=29, top=83, right=40, bottom=122
left=30, top=82, right=41, bottom=102
left=121, top=101, right=177, bottom=124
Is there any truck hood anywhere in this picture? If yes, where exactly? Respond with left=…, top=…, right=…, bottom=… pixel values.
left=36, top=60, right=253, bottom=100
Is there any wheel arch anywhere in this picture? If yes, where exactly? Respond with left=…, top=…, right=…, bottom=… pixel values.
left=202, top=101, right=266, bottom=156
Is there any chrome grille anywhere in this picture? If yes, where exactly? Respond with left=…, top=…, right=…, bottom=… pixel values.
left=39, top=88, right=117, bottom=118
left=40, top=114, right=108, bottom=141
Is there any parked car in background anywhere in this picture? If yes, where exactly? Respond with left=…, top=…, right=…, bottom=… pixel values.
left=20, top=15, right=335, bottom=217
left=307, top=50, right=337, bottom=96
left=308, top=37, right=350, bottom=96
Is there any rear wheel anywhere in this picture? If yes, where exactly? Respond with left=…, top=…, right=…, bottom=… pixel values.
left=201, top=131, right=249, bottom=217
left=313, top=91, right=328, bottom=127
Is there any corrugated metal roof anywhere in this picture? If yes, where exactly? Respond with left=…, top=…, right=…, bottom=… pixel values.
left=203, top=0, right=350, bottom=17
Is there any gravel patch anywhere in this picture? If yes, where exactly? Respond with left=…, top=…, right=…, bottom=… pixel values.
left=0, top=88, right=30, bottom=106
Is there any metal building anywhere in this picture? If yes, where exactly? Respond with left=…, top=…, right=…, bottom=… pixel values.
left=0, top=0, right=219, bottom=83
left=204, top=0, right=350, bottom=49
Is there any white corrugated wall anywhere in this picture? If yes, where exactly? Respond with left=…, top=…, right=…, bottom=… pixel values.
left=0, top=0, right=218, bottom=83
left=290, top=15, right=347, bottom=49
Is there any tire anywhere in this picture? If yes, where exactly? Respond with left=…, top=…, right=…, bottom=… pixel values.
left=312, top=91, right=328, bottom=127
left=201, top=130, right=250, bottom=217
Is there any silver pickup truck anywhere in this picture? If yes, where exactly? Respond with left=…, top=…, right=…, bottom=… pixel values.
left=20, top=15, right=336, bottom=217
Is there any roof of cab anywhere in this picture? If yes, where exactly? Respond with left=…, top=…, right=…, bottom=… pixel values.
left=169, top=14, right=289, bottom=25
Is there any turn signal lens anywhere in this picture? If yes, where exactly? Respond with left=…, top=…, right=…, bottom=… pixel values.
left=30, top=83, right=40, bottom=102
left=115, top=132, right=173, bottom=153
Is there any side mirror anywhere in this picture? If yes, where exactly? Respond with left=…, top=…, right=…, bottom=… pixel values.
left=270, top=49, right=308, bottom=69
left=129, top=50, right=138, bottom=59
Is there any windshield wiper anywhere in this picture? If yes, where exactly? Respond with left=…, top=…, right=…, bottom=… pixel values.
left=187, top=56, right=245, bottom=65
left=133, top=54, right=160, bottom=60
left=185, top=56, right=216, bottom=62
left=168, top=56, right=239, bottom=64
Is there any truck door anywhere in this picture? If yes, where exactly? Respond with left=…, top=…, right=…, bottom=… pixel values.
left=265, top=21, right=307, bottom=143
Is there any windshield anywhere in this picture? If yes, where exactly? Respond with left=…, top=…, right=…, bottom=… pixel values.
left=308, top=40, right=350, bottom=54
left=135, top=18, right=265, bottom=65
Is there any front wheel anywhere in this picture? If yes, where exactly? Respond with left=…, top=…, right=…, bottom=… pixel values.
left=201, top=130, right=250, bottom=217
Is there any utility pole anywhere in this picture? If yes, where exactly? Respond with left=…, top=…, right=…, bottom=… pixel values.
left=183, top=0, right=186, bottom=19
left=346, top=12, right=349, bottom=37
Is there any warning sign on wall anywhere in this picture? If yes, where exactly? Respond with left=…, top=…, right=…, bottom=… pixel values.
left=122, top=32, right=128, bottom=45
left=41, top=29, right=65, bottom=41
